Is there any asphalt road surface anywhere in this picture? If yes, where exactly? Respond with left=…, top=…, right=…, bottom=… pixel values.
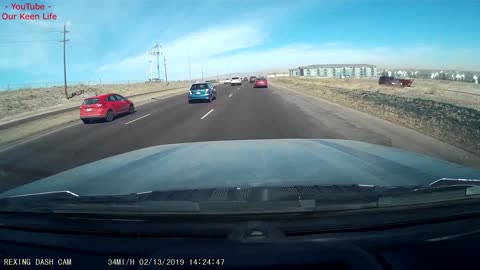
left=1, top=82, right=480, bottom=192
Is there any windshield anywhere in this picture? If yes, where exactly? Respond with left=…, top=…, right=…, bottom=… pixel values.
left=1, top=0, right=480, bottom=218
left=82, top=98, right=100, bottom=105
left=190, top=84, right=209, bottom=90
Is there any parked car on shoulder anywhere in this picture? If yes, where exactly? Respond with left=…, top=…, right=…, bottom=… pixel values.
left=378, top=75, right=414, bottom=87
left=379, top=76, right=400, bottom=86
left=80, top=93, right=134, bottom=124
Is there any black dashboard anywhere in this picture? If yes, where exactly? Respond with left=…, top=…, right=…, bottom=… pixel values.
left=1, top=205, right=480, bottom=270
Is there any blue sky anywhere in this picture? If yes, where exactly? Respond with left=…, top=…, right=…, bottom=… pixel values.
left=0, top=0, right=479, bottom=87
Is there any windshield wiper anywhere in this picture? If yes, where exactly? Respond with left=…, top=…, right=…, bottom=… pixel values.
left=377, top=178, right=480, bottom=207
left=0, top=190, right=177, bottom=213
left=0, top=185, right=382, bottom=214
left=428, top=178, right=480, bottom=187
left=2, top=180, right=480, bottom=214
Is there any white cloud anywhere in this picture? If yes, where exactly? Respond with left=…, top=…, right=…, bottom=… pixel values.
left=97, top=54, right=147, bottom=73
left=94, top=22, right=480, bottom=81
left=168, top=23, right=266, bottom=58
left=201, top=45, right=480, bottom=74
left=95, top=21, right=267, bottom=80
left=320, top=42, right=348, bottom=48
left=96, top=38, right=480, bottom=81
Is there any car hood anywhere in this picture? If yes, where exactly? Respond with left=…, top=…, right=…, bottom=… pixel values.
left=1, top=139, right=480, bottom=198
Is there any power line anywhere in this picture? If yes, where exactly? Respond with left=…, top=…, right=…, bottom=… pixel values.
left=0, top=26, right=71, bottom=96
left=0, top=32, right=61, bottom=38
left=0, top=30, right=61, bottom=35
left=0, top=39, right=59, bottom=45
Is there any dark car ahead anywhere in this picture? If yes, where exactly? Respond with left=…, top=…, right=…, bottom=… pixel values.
left=254, top=77, right=268, bottom=88
left=249, top=76, right=256, bottom=83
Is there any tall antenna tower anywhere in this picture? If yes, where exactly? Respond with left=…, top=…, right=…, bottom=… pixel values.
left=151, top=43, right=161, bottom=81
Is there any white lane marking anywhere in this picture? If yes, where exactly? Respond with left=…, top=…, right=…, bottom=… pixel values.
left=237, top=87, right=241, bottom=90
left=124, top=114, right=151, bottom=125
left=228, top=94, right=233, bottom=97
left=200, top=109, right=214, bottom=120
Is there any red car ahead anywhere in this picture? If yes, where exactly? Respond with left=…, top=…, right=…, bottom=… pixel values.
left=254, top=78, right=268, bottom=88
left=80, top=93, right=134, bottom=124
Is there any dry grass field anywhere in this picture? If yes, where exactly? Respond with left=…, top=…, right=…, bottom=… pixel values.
left=271, top=77, right=480, bottom=156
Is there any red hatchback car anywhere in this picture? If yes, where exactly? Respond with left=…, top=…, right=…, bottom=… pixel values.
left=254, top=78, right=268, bottom=88
left=80, top=93, right=134, bottom=124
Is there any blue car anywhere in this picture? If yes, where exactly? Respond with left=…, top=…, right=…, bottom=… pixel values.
left=188, top=82, right=217, bottom=103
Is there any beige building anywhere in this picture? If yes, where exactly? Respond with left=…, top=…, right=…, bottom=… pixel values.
left=289, top=64, right=377, bottom=79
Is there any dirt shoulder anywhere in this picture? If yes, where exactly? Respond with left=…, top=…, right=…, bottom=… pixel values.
left=271, top=77, right=480, bottom=156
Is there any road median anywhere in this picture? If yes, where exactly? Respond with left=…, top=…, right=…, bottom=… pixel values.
left=0, top=84, right=189, bottom=148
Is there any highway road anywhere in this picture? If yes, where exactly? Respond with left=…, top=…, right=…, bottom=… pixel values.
left=1, top=81, right=480, bottom=192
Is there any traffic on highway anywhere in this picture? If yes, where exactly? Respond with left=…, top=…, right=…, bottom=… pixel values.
left=0, top=1, right=479, bottom=269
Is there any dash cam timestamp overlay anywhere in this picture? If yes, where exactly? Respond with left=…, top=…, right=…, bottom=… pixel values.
left=108, top=258, right=225, bottom=267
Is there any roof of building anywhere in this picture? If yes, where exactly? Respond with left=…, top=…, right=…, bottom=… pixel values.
left=299, top=64, right=376, bottom=69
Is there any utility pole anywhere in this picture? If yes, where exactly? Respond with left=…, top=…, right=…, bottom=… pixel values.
left=202, top=67, right=204, bottom=81
left=147, top=50, right=153, bottom=81
left=148, top=57, right=153, bottom=81
left=163, top=55, right=168, bottom=84
left=154, top=43, right=161, bottom=81
left=60, top=23, right=70, bottom=99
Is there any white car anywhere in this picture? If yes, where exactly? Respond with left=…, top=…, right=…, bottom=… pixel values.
left=230, top=77, right=242, bottom=86
left=224, top=79, right=231, bottom=84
